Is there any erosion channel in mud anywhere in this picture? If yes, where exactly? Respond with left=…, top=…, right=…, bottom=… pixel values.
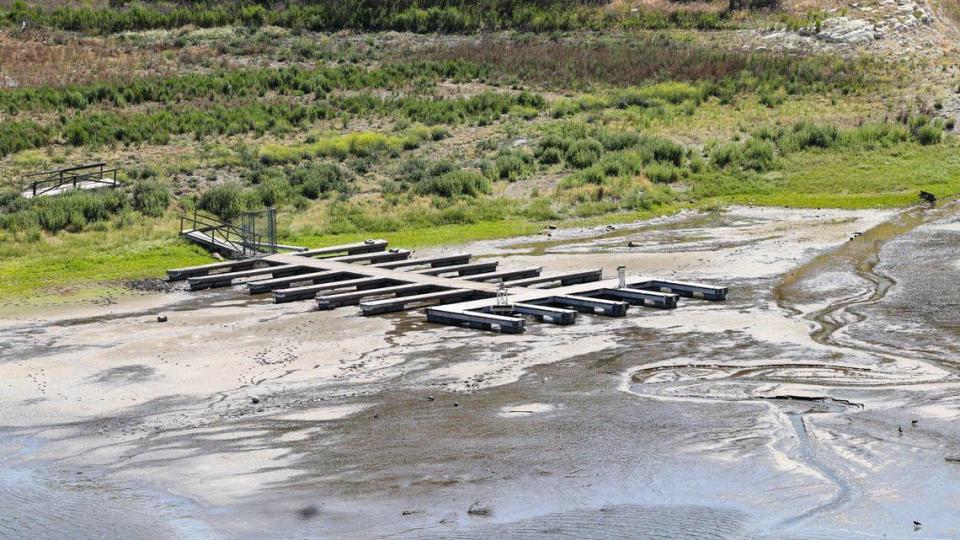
left=629, top=203, right=960, bottom=537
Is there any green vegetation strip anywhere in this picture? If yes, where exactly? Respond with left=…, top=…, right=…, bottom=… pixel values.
left=2, top=0, right=730, bottom=36
left=0, top=91, right=545, bottom=157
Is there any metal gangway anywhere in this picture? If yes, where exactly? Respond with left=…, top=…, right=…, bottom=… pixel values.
left=20, top=163, right=120, bottom=198
left=179, top=208, right=304, bottom=259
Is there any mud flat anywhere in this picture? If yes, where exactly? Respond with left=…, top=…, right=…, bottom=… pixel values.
left=3, top=205, right=960, bottom=538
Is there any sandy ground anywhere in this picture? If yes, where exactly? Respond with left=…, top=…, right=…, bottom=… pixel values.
left=3, top=204, right=960, bottom=538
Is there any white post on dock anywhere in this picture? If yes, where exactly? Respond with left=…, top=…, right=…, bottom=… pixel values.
left=617, top=265, right=626, bottom=289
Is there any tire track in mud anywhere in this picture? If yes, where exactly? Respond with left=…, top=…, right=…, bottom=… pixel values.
left=626, top=203, right=959, bottom=532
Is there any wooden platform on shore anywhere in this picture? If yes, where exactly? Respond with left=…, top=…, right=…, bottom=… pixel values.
left=169, top=239, right=728, bottom=333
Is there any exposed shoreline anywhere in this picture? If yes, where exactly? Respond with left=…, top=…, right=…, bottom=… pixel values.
left=8, top=204, right=960, bottom=538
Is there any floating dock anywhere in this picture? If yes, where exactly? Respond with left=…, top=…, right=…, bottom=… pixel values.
left=169, top=239, right=728, bottom=333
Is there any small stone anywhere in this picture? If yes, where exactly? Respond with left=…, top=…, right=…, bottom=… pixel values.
left=453, top=402, right=460, bottom=407
left=468, top=502, right=492, bottom=516
left=605, top=225, right=616, bottom=231
left=426, top=396, right=435, bottom=401
left=156, top=315, right=168, bottom=323
left=547, top=224, right=557, bottom=230
left=251, top=396, right=260, bottom=404
left=627, top=241, right=640, bottom=247
left=297, top=505, right=319, bottom=519
left=211, top=252, right=225, bottom=261
left=911, top=419, right=919, bottom=426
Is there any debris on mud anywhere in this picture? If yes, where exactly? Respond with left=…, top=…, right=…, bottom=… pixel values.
left=297, top=505, right=320, bottom=519
left=125, top=278, right=177, bottom=293
left=468, top=502, right=492, bottom=516
left=156, top=315, right=167, bottom=323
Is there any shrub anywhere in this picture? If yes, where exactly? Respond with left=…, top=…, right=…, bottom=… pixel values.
left=131, top=180, right=171, bottom=217
left=537, top=146, right=564, bottom=165
left=906, top=116, right=945, bottom=146
left=489, top=149, right=533, bottom=181
left=415, top=169, right=491, bottom=198
left=645, top=163, right=681, bottom=184
left=739, top=139, right=775, bottom=172
left=566, top=138, right=603, bottom=168
left=290, top=163, right=349, bottom=199
left=2, top=188, right=129, bottom=233
left=199, top=182, right=245, bottom=220
left=710, top=142, right=742, bottom=169
left=599, top=131, right=640, bottom=151
left=640, top=137, right=685, bottom=166
left=255, top=178, right=293, bottom=207
left=916, top=124, right=943, bottom=145
left=779, top=122, right=840, bottom=152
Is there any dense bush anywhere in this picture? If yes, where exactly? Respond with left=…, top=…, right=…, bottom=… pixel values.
left=131, top=180, right=171, bottom=217
left=738, top=139, right=775, bottom=172
left=289, top=163, right=350, bottom=199
left=414, top=169, right=491, bottom=198
left=778, top=122, right=840, bottom=153
left=0, top=121, right=49, bottom=157
left=566, top=138, right=604, bottom=168
left=0, top=188, right=128, bottom=233
left=906, top=115, right=945, bottom=145
left=644, top=163, right=682, bottom=184
left=487, top=149, right=534, bottom=181
left=199, top=182, right=246, bottom=220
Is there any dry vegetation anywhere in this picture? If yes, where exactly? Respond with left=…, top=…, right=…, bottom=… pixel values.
left=0, top=32, right=176, bottom=88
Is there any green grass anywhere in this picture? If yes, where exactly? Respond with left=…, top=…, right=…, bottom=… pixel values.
left=287, top=217, right=544, bottom=249
left=0, top=219, right=210, bottom=312
left=727, top=143, right=960, bottom=208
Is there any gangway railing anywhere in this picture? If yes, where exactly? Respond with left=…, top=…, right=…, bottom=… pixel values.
left=21, top=163, right=120, bottom=198
left=179, top=208, right=299, bottom=258
left=180, top=210, right=257, bottom=258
